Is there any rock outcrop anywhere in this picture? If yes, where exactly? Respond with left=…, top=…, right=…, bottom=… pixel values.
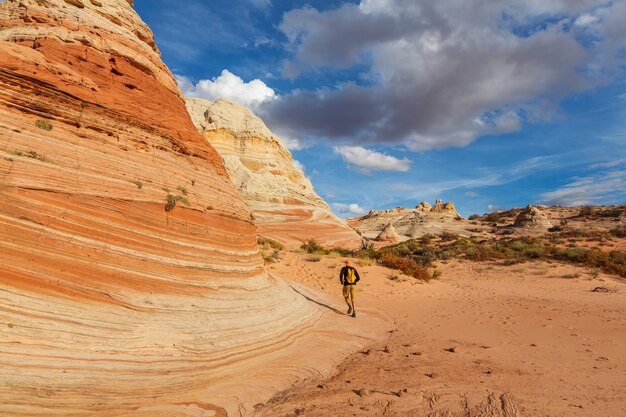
left=349, top=199, right=467, bottom=242
left=185, top=97, right=362, bottom=248
left=430, top=198, right=462, bottom=218
left=376, top=223, right=400, bottom=243
left=0, top=2, right=377, bottom=416
left=513, top=205, right=553, bottom=229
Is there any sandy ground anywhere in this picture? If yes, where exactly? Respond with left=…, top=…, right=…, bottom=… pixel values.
left=256, top=251, right=626, bottom=417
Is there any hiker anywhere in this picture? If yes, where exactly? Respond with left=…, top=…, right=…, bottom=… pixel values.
left=339, top=260, right=360, bottom=318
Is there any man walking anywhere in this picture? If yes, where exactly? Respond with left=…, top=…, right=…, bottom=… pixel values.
left=339, top=260, right=360, bottom=318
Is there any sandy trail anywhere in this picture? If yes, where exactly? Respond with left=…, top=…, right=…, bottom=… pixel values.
left=260, top=252, right=626, bottom=417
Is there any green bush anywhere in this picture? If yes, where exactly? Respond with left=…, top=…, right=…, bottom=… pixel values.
left=164, top=194, right=190, bottom=211
left=300, top=239, right=328, bottom=255
left=35, top=119, right=52, bottom=130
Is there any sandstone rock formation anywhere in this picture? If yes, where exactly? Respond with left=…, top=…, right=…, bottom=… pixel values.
left=348, top=199, right=467, bottom=242
left=513, top=205, right=553, bottom=229
left=185, top=97, right=362, bottom=248
left=0, top=2, right=377, bottom=415
left=376, top=223, right=400, bottom=243
left=430, top=198, right=462, bottom=218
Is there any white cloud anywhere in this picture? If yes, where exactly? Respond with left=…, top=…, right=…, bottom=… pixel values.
left=177, top=69, right=275, bottom=109
left=333, top=146, right=412, bottom=173
left=261, top=0, right=623, bottom=150
left=332, top=202, right=367, bottom=215
left=540, top=170, right=626, bottom=206
left=589, top=158, right=626, bottom=169
left=278, top=133, right=308, bottom=150
left=465, top=191, right=479, bottom=198
left=292, top=159, right=305, bottom=172
left=249, top=0, right=271, bottom=8
left=574, top=14, right=599, bottom=27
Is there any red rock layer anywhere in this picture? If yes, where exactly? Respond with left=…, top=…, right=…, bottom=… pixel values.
left=0, top=1, right=368, bottom=416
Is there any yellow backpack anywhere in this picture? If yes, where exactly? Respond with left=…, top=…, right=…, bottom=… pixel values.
left=346, top=267, right=357, bottom=284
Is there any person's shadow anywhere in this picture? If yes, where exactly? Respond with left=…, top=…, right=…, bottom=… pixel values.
left=290, top=285, right=345, bottom=315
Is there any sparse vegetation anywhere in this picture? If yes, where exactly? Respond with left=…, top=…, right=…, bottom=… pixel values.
left=300, top=239, right=328, bottom=255
left=610, top=226, right=626, bottom=237
left=132, top=180, right=143, bottom=189
left=34, top=119, right=53, bottom=131
left=379, top=253, right=431, bottom=281
left=177, top=186, right=188, bottom=196
left=307, top=254, right=322, bottom=262
left=258, top=237, right=285, bottom=264
left=258, top=237, right=286, bottom=251
left=164, top=193, right=190, bottom=211
left=263, top=249, right=281, bottom=264
left=375, top=235, right=626, bottom=278
left=8, top=149, right=52, bottom=163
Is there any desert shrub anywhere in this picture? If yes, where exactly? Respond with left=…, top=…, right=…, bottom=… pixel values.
left=330, top=247, right=355, bottom=257
left=380, top=253, right=431, bottom=281
left=164, top=194, right=190, bottom=211
left=598, top=207, right=623, bottom=218
left=548, top=226, right=562, bottom=232
left=258, top=237, right=286, bottom=251
left=610, top=226, right=626, bottom=237
left=468, top=214, right=481, bottom=221
left=578, top=206, right=594, bottom=216
left=552, top=247, right=626, bottom=277
left=35, top=119, right=52, bottom=130
left=419, top=234, right=435, bottom=244
left=483, top=212, right=502, bottom=223
left=177, top=186, right=188, bottom=196
left=132, top=180, right=143, bottom=189
left=357, top=257, right=374, bottom=267
left=300, top=239, right=328, bottom=255
left=439, top=231, right=459, bottom=242
left=262, top=249, right=281, bottom=264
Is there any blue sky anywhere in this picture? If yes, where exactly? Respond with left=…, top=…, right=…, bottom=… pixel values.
left=135, top=0, right=626, bottom=217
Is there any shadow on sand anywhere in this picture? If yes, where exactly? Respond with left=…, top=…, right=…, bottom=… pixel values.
left=290, top=285, right=345, bottom=316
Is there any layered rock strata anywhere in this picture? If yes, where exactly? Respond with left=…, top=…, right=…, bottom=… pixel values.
left=349, top=199, right=467, bottom=242
left=0, top=1, right=379, bottom=415
left=185, top=97, right=362, bottom=248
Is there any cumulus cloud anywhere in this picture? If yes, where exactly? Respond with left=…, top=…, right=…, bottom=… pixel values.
left=333, top=145, right=412, bottom=173
left=332, top=202, right=367, bottom=215
left=258, top=0, right=624, bottom=150
left=540, top=170, right=626, bottom=206
left=177, top=69, right=275, bottom=109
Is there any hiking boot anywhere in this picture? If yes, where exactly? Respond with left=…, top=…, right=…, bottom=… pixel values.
left=347, top=306, right=353, bottom=315
left=351, top=311, right=356, bottom=318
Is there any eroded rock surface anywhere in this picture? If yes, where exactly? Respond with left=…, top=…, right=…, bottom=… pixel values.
left=513, top=205, right=553, bottom=230
left=0, top=2, right=380, bottom=415
left=375, top=223, right=400, bottom=243
left=186, top=97, right=362, bottom=248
